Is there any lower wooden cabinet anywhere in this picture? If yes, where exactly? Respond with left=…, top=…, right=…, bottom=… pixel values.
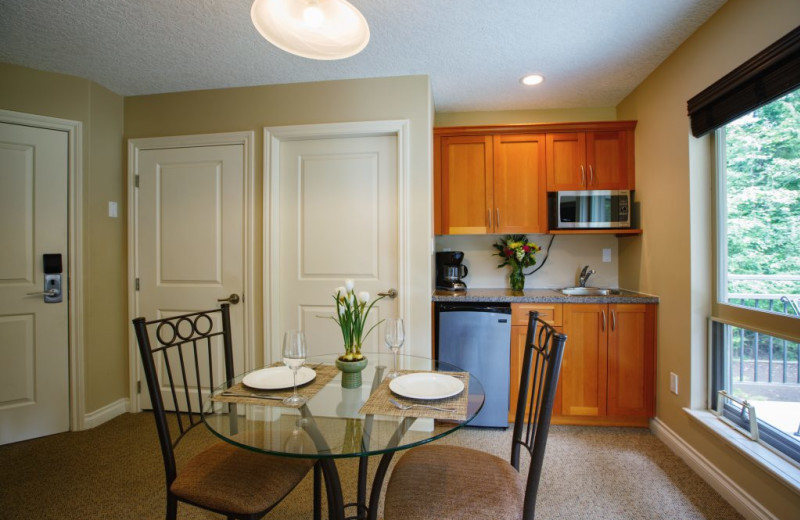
left=509, top=302, right=656, bottom=427
left=509, top=303, right=563, bottom=420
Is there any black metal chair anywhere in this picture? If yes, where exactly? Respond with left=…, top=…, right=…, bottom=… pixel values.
left=132, top=304, right=317, bottom=520
left=383, top=311, right=567, bottom=520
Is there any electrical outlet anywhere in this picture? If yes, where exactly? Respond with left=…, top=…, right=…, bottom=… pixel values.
left=670, top=372, right=679, bottom=395
left=108, top=201, right=118, bottom=218
left=602, top=248, right=612, bottom=262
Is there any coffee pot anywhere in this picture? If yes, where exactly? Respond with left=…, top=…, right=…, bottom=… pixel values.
left=436, top=251, right=468, bottom=291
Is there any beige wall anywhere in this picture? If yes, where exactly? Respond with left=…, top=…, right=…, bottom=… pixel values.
left=434, top=106, right=616, bottom=127
left=617, top=0, right=800, bottom=517
left=435, top=234, right=621, bottom=290
left=0, top=63, right=127, bottom=414
left=125, top=75, right=434, bottom=362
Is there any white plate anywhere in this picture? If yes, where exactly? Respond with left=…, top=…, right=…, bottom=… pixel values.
left=389, top=373, right=464, bottom=400
left=242, top=366, right=316, bottom=390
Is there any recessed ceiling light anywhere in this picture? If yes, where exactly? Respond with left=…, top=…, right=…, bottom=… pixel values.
left=520, top=74, right=544, bottom=86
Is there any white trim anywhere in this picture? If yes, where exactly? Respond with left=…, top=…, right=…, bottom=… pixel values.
left=263, top=120, right=412, bottom=364
left=127, top=131, right=256, bottom=412
left=651, top=416, right=783, bottom=520
left=0, top=109, right=85, bottom=431
left=83, top=398, right=129, bottom=429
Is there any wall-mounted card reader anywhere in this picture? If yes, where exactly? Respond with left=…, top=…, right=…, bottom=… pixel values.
left=27, top=254, right=63, bottom=303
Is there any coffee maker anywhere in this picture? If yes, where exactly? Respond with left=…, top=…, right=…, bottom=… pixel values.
left=436, top=251, right=468, bottom=291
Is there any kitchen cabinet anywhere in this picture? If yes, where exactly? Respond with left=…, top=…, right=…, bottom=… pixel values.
left=509, top=303, right=563, bottom=421
left=437, top=132, right=547, bottom=235
left=434, top=121, right=637, bottom=235
left=556, top=302, right=656, bottom=427
left=546, top=129, right=635, bottom=191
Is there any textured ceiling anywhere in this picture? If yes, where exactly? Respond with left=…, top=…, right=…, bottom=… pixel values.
left=0, top=0, right=727, bottom=112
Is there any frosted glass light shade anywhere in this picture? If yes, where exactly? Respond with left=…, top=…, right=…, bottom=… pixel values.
left=251, top=0, right=370, bottom=60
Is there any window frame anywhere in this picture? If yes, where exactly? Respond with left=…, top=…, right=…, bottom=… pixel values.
left=708, top=317, right=800, bottom=466
left=712, top=123, right=800, bottom=343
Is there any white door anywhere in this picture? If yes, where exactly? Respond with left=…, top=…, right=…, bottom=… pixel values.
left=135, top=143, right=246, bottom=409
left=274, top=135, right=399, bottom=360
left=0, top=122, right=69, bottom=444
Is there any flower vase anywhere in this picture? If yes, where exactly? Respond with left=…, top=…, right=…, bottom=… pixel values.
left=509, top=268, right=525, bottom=291
left=336, top=356, right=368, bottom=389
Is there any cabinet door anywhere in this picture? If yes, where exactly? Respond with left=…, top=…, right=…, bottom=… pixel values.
left=493, top=134, right=547, bottom=234
left=586, top=131, right=630, bottom=189
left=546, top=132, right=586, bottom=190
left=560, top=303, right=608, bottom=417
left=510, top=323, right=564, bottom=421
left=441, top=135, right=493, bottom=234
left=607, top=304, right=656, bottom=417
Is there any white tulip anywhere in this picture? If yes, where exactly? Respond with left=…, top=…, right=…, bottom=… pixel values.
left=347, top=293, right=354, bottom=304
left=345, top=279, right=354, bottom=291
left=338, top=306, right=346, bottom=316
left=334, top=286, right=347, bottom=299
left=358, top=291, right=370, bottom=303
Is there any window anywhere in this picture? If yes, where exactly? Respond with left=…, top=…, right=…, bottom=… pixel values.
left=711, top=88, right=800, bottom=464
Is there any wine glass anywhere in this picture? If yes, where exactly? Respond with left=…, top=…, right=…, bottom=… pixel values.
left=384, top=318, right=405, bottom=378
left=282, top=330, right=307, bottom=405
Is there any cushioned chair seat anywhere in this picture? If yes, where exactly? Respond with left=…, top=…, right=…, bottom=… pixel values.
left=171, top=441, right=315, bottom=516
left=384, top=444, right=525, bottom=520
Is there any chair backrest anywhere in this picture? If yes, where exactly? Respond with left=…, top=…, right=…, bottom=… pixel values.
left=510, top=310, right=568, bottom=520
left=132, top=304, right=234, bottom=486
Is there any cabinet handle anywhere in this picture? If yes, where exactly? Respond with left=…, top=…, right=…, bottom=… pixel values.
left=496, top=208, right=500, bottom=228
left=611, top=309, right=616, bottom=331
left=601, top=310, right=606, bottom=332
left=487, top=208, right=492, bottom=229
left=581, top=165, right=586, bottom=186
left=589, top=165, right=594, bottom=186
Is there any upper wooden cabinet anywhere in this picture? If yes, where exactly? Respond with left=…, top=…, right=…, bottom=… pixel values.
left=434, top=121, right=636, bottom=235
left=438, top=133, right=547, bottom=235
left=546, top=129, right=635, bottom=191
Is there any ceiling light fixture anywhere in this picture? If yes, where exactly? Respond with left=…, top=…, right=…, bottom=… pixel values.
left=251, top=0, right=370, bottom=60
left=520, top=74, right=545, bottom=86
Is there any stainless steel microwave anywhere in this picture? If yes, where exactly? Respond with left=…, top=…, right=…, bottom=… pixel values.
left=548, top=190, right=632, bottom=229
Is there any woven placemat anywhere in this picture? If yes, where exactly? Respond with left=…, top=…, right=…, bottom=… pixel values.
left=358, top=370, right=469, bottom=420
left=210, top=364, right=339, bottom=408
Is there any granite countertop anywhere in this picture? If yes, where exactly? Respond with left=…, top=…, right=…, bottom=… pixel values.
left=432, top=288, right=659, bottom=304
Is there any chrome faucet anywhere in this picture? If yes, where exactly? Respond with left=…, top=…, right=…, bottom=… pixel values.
left=579, top=265, right=596, bottom=287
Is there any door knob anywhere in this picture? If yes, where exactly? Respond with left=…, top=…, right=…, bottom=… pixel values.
left=378, top=289, right=398, bottom=299
left=217, top=293, right=241, bottom=305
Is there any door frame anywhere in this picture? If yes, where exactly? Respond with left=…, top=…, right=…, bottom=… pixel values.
left=263, top=120, right=411, bottom=363
left=0, top=109, right=84, bottom=431
left=127, top=131, right=256, bottom=412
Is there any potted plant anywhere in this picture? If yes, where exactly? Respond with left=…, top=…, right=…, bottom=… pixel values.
left=493, top=235, right=541, bottom=291
left=322, top=280, right=385, bottom=388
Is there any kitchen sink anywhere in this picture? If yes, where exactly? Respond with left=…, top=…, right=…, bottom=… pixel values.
left=558, top=287, right=622, bottom=296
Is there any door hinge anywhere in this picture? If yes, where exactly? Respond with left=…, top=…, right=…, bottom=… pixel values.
left=137, top=380, right=141, bottom=394
left=134, top=175, right=140, bottom=188
left=135, top=278, right=140, bottom=291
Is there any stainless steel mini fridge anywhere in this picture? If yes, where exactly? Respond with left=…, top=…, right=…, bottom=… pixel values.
left=436, top=302, right=512, bottom=427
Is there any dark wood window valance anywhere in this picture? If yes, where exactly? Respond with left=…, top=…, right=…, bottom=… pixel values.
left=687, top=25, right=800, bottom=138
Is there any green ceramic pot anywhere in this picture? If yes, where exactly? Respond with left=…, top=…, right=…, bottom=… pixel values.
left=335, top=356, right=368, bottom=389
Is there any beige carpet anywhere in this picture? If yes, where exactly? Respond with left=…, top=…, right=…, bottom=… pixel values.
left=0, top=412, right=742, bottom=519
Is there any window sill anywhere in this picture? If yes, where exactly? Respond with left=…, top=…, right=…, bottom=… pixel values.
left=684, top=408, right=800, bottom=495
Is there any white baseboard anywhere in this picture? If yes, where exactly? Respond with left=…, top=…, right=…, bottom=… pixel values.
left=82, top=397, right=129, bottom=430
left=650, top=417, right=777, bottom=520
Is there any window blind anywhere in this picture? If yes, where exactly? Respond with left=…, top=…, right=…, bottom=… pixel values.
left=687, top=25, right=800, bottom=138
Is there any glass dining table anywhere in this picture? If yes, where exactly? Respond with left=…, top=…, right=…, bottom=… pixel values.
left=201, top=352, right=485, bottom=520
